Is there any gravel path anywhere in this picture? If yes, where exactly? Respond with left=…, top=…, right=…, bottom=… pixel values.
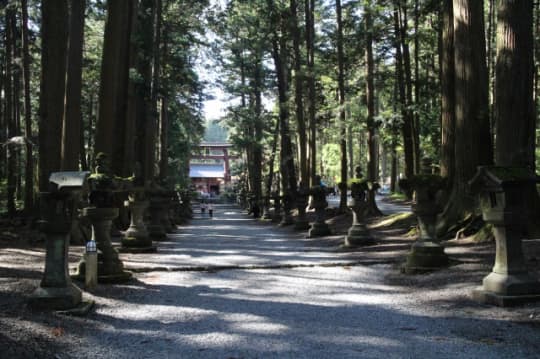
left=5, top=203, right=539, bottom=358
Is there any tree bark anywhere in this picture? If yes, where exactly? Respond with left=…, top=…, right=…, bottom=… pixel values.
left=269, top=1, right=297, bottom=202
left=6, top=7, right=16, bottom=216
left=38, top=0, right=69, bottom=190
left=398, top=0, right=420, bottom=175
left=291, top=0, right=307, bottom=188
left=305, top=0, right=316, bottom=186
left=336, top=0, right=347, bottom=212
left=494, top=0, right=534, bottom=169
left=438, top=0, right=493, bottom=234
left=62, top=0, right=85, bottom=171
left=440, top=0, right=455, bottom=180
left=365, top=2, right=382, bottom=216
left=96, top=0, right=134, bottom=176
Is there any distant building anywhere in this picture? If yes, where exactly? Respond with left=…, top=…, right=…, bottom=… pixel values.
left=189, top=142, right=237, bottom=195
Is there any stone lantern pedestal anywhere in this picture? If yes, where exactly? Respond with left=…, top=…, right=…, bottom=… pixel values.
left=280, top=194, right=295, bottom=226
left=470, top=166, right=540, bottom=306
left=261, top=196, right=273, bottom=220
left=120, top=192, right=156, bottom=253
left=271, top=193, right=282, bottom=223
left=402, top=159, right=448, bottom=274
left=29, top=192, right=83, bottom=310
left=294, top=188, right=310, bottom=231
left=345, top=200, right=373, bottom=246
left=307, top=180, right=331, bottom=238
left=344, top=172, right=374, bottom=247
left=147, top=193, right=168, bottom=241
left=75, top=207, right=132, bottom=283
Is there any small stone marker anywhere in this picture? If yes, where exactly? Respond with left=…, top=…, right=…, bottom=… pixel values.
left=85, top=240, right=98, bottom=290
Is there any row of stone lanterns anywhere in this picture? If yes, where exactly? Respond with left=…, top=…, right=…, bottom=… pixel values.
left=399, top=159, right=540, bottom=306
left=29, top=153, right=186, bottom=311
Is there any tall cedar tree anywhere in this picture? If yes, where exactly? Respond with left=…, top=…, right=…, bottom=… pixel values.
left=438, top=0, right=493, bottom=234
left=336, top=0, right=347, bottom=211
left=95, top=0, right=135, bottom=177
left=61, top=0, right=85, bottom=171
left=364, top=1, right=382, bottom=216
left=38, top=0, right=69, bottom=191
left=21, top=0, right=34, bottom=212
left=494, top=0, right=538, bottom=233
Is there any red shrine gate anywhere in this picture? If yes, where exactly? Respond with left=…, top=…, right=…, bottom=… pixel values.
left=189, top=142, right=237, bottom=195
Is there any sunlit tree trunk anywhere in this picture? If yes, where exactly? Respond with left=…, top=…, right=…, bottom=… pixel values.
left=305, top=0, right=317, bottom=185
left=365, top=1, right=382, bottom=216
left=440, top=0, right=455, bottom=180
left=291, top=0, right=307, bottom=188
left=336, top=0, right=347, bottom=212
left=438, top=0, right=493, bottom=234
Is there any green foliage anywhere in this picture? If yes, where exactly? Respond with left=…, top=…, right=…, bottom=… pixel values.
left=321, top=143, right=341, bottom=182
left=203, top=120, right=228, bottom=142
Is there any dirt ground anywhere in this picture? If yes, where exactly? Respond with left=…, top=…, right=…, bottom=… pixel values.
left=0, top=198, right=539, bottom=358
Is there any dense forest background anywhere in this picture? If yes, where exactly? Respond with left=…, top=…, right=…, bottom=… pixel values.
left=0, top=0, right=538, bottom=235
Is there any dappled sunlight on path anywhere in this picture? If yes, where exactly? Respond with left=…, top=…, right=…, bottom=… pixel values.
left=37, top=203, right=540, bottom=358
left=121, top=204, right=363, bottom=271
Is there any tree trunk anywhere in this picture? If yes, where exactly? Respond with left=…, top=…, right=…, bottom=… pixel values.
left=393, top=3, right=414, bottom=187
left=365, top=2, right=382, bottom=216
left=38, top=0, right=69, bottom=191
left=269, top=2, right=297, bottom=203
left=291, top=0, right=307, bottom=187
left=152, top=0, right=162, bottom=179
left=438, top=0, right=493, bottom=234
left=439, top=0, right=455, bottom=180
left=62, top=0, right=85, bottom=171
left=305, top=0, right=316, bottom=186
left=96, top=0, right=134, bottom=177
left=494, top=0, right=534, bottom=168
left=486, top=0, right=496, bottom=131
left=336, top=0, right=347, bottom=212
left=252, top=54, right=264, bottom=202
left=398, top=0, right=420, bottom=175
left=20, top=0, right=33, bottom=212
left=265, top=120, right=280, bottom=209
left=6, top=7, right=16, bottom=216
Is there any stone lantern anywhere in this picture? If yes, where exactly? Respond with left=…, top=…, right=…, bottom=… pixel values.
left=469, top=166, right=540, bottom=306
left=307, top=175, right=331, bottom=238
left=271, top=192, right=282, bottom=223
left=29, top=171, right=90, bottom=310
left=401, top=158, right=448, bottom=274
left=74, top=153, right=132, bottom=283
left=120, top=187, right=157, bottom=253
left=280, top=192, right=295, bottom=226
left=294, top=183, right=311, bottom=230
left=344, top=166, right=375, bottom=246
left=261, top=195, right=273, bottom=220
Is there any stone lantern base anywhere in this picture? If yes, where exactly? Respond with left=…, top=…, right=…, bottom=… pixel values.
left=120, top=200, right=157, bottom=253
left=120, top=239, right=157, bottom=253
left=402, top=241, right=449, bottom=274
left=73, top=207, right=132, bottom=284
left=472, top=272, right=540, bottom=307
left=308, top=222, right=331, bottom=238
left=344, top=223, right=374, bottom=247
left=294, top=218, right=311, bottom=231
left=261, top=207, right=273, bottom=221
left=29, top=285, right=82, bottom=310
